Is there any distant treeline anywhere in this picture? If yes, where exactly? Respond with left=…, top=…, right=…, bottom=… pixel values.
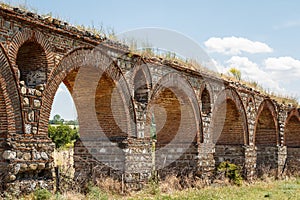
left=49, top=114, right=78, bottom=125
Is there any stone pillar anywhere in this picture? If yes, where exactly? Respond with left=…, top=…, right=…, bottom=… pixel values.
left=124, top=138, right=152, bottom=190
left=197, top=143, right=215, bottom=179
left=3, top=81, right=55, bottom=195
left=244, top=145, right=256, bottom=180
left=277, top=145, right=287, bottom=177
left=197, top=112, right=215, bottom=179
left=277, top=105, right=288, bottom=177
left=135, top=102, right=147, bottom=138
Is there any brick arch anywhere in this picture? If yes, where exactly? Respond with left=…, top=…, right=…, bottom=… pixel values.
left=211, top=87, right=249, bottom=145
left=146, top=72, right=201, bottom=171
left=130, top=57, right=152, bottom=103
left=39, top=47, right=136, bottom=137
left=147, top=72, right=201, bottom=141
left=0, top=43, right=22, bottom=135
left=284, top=108, right=300, bottom=174
left=211, top=87, right=249, bottom=167
left=9, top=29, right=54, bottom=67
left=284, top=108, right=300, bottom=147
left=254, top=99, right=279, bottom=146
left=254, top=99, right=279, bottom=176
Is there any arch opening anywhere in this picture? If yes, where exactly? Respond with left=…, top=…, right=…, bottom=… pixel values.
left=145, top=73, right=200, bottom=178
left=95, top=72, right=128, bottom=139
left=255, top=101, right=278, bottom=176
left=284, top=113, right=300, bottom=174
left=16, top=41, right=47, bottom=87
left=213, top=99, right=246, bottom=167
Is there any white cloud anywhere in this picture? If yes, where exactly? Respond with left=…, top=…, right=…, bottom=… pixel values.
left=225, top=56, right=284, bottom=93
left=204, top=36, right=273, bottom=55
left=265, top=56, right=300, bottom=70
left=264, top=56, right=300, bottom=81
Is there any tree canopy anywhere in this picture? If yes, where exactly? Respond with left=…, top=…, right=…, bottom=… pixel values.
left=48, top=125, right=79, bottom=148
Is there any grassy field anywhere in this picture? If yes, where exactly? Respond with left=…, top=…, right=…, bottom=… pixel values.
left=129, top=179, right=300, bottom=200
left=19, top=177, right=300, bottom=200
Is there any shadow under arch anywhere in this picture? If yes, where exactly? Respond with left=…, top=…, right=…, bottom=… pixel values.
left=145, top=71, right=201, bottom=175
left=210, top=87, right=249, bottom=168
left=254, top=99, right=279, bottom=176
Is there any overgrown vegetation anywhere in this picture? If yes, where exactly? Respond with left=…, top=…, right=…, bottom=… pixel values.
left=48, top=125, right=79, bottom=148
left=229, top=67, right=241, bottom=81
left=33, top=188, right=52, bottom=200
left=48, top=114, right=79, bottom=148
left=217, top=161, right=243, bottom=186
left=16, top=177, right=300, bottom=199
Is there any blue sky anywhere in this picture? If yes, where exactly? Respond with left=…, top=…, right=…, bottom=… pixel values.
left=3, top=0, right=300, bottom=120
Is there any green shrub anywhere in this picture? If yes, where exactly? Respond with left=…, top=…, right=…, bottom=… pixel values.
left=48, top=125, right=79, bottom=148
left=33, top=188, right=52, bottom=200
left=217, top=161, right=243, bottom=186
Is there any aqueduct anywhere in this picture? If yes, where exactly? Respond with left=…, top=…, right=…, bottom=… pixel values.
left=0, top=6, right=299, bottom=193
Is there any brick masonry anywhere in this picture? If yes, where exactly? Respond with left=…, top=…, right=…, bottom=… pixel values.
left=0, top=5, right=298, bottom=194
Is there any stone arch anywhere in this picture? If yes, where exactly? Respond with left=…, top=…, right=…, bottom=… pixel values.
left=211, top=87, right=248, bottom=167
left=284, top=108, right=300, bottom=147
left=212, top=88, right=249, bottom=145
left=254, top=99, right=279, bottom=145
left=145, top=72, right=201, bottom=174
left=284, top=108, right=300, bottom=174
left=39, top=47, right=136, bottom=177
left=254, top=99, right=279, bottom=176
left=8, top=29, right=54, bottom=86
left=39, top=47, right=136, bottom=138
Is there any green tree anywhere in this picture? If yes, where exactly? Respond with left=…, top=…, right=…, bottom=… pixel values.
left=48, top=124, right=79, bottom=148
left=229, top=67, right=242, bottom=81
left=49, top=114, right=64, bottom=125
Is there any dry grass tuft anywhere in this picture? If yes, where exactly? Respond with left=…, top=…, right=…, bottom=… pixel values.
left=96, top=177, right=122, bottom=195
left=159, top=175, right=181, bottom=193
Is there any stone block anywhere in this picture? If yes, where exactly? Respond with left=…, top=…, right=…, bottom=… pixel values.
left=2, top=150, right=16, bottom=160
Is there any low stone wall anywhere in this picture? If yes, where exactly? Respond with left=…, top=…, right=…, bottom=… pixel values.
left=156, top=142, right=198, bottom=178
left=3, top=136, right=54, bottom=196
left=286, top=147, right=300, bottom=175
left=214, top=145, right=245, bottom=167
left=256, top=146, right=278, bottom=176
